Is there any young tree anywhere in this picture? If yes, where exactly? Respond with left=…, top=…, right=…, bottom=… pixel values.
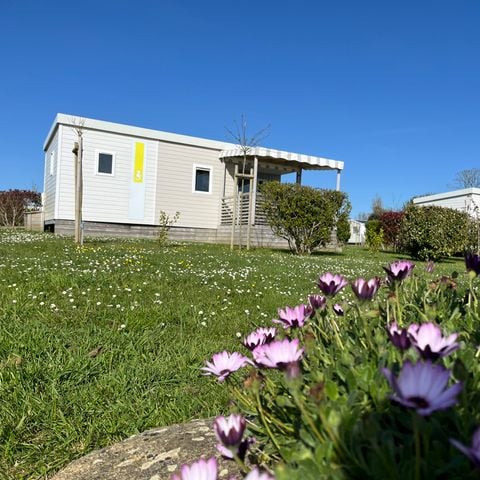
left=225, top=116, right=270, bottom=250
left=453, top=168, right=480, bottom=188
left=0, top=189, right=41, bottom=227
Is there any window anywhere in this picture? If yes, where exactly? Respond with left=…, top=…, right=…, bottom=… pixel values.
left=193, top=165, right=212, bottom=193
left=49, top=151, right=55, bottom=176
left=96, top=151, right=115, bottom=175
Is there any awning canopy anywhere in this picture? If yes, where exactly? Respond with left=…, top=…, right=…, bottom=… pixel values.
left=219, top=146, right=344, bottom=171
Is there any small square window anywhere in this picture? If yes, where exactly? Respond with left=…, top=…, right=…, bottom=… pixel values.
left=97, top=152, right=114, bottom=175
left=195, top=168, right=210, bottom=192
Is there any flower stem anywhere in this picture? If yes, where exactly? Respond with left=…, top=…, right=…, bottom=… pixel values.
left=255, top=389, right=283, bottom=456
left=413, top=414, right=421, bottom=480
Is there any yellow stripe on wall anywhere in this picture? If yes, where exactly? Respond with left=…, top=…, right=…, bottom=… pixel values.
left=133, top=142, right=144, bottom=183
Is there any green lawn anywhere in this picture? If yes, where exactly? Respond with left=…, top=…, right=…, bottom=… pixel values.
left=0, top=231, right=466, bottom=478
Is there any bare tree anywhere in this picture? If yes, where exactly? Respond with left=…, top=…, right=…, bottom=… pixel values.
left=453, top=168, right=480, bottom=189
left=225, top=116, right=270, bottom=249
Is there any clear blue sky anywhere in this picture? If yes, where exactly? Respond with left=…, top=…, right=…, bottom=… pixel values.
left=1, top=0, right=479, bottom=217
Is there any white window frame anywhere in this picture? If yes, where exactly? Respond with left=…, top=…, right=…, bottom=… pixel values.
left=95, top=150, right=116, bottom=176
left=192, top=164, right=212, bottom=194
left=49, top=151, right=55, bottom=176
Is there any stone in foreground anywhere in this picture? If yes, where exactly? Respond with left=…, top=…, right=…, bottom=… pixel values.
left=51, top=419, right=242, bottom=480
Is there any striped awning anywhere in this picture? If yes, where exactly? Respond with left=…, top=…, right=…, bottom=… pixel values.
left=219, top=146, right=343, bottom=171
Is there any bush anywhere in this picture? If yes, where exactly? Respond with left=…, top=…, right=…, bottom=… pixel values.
left=365, top=219, right=384, bottom=252
left=336, top=213, right=351, bottom=244
left=399, top=204, right=470, bottom=260
left=379, top=210, right=403, bottom=251
left=260, top=183, right=351, bottom=254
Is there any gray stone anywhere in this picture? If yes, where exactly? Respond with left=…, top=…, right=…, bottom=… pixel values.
left=51, top=419, right=242, bottom=480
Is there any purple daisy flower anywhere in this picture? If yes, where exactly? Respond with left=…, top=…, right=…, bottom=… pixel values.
left=273, top=304, right=312, bottom=329
left=171, top=457, right=217, bottom=480
left=245, top=468, right=276, bottom=480
left=308, top=294, right=327, bottom=311
left=333, top=303, right=344, bottom=316
left=465, top=252, right=480, bottom=276
left=387, top=321, right=415, bottom=350
left=383, top=260, right=415, bottom=283
left=253, top=338, right=304, bottom=378
left=409, top=322, right=459, bottom=360
left=351, top=277, right=381, bottom=301
left=201, top=351, right=251, bottom=382
left=244, top=327, right=276, bottom=350
left=316, top=273, right=348, bottom=296
left=214, top=414, right=253, bottom=460
left=450, top=427, right=480, bottom=468
left=382, top=360, right=463, bottom=416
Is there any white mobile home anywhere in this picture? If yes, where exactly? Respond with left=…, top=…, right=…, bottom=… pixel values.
left=43, top=114, right=344, bottom=246
left=413, top=188, right=480, bottom=217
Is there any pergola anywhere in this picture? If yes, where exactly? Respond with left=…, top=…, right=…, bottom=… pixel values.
left=218, top=146, right=345, bottom=248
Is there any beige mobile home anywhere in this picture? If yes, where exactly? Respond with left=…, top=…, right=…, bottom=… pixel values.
left=413, top=188, right=480, bottom=216
left=43, top=114, right=344, bottom=246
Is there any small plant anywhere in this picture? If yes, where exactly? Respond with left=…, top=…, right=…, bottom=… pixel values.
left=365, top=219, right=384, bottom=252
left=157, top=211, right=180, bottom=246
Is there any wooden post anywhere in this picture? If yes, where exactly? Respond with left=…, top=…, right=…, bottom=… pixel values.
left=73, top=135, right=84, bottom=245
left=251, top=155, right=258, bottom=225
left=230, top=164, right=238, bottom=250
left=246, top=167, right=254, bottom=250
left=296, top=167, right=302, bottom=185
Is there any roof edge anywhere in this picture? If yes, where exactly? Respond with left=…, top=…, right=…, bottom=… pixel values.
left=413, top=187, right=480, bottom=203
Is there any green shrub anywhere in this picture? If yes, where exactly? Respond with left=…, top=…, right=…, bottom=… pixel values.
left=260, top=183, right=351, bottom=254
left=336, top=213, right=351, bottom=244
left=399, top=204, right=470, bottom=260
left=365, top=219, right=384, bottom=251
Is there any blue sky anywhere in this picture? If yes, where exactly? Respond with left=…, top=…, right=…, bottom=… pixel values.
left=1, top=0, right=479, bottom=217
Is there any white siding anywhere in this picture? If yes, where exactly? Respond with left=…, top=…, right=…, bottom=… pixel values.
left=58, top=127, right=158, bottom=224
left=155, top=142, right=222, bottom=228
left=43, top=128, right=59, bottom=221
left=414, top=192, right=480, bottom=215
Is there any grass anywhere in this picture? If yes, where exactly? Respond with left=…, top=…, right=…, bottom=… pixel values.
left=0, top=230, right=466, bottom=479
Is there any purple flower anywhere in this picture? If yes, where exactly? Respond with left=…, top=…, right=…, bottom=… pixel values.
left=201, top=351, right=251, bottom=382
left=383, top=260, right=415, bottom=282
left=171, top=457, right=217, bottom=480
left=333, top=303, right=344, bottom=316
left=382, top=360, right=463, bottom=416
left=273, top=304, right=312, bottom=329
left=387, top=321, right=414, bottom=350
left=253, top=338, right=304, bottom=378
left=245, top=468, right=276, bottom=480
left=316, top=273, right=348, bottom=296
left=214, top=414, right=252, bottom=460
left=450, top=427, right=480, bottom=468
left=465, top=252, right=480, bottom=276
left=244, top=327, right=276, bottom=350
left=351, top=277, right=381, bottom=301
left=308, top=294, right=327, bottom=311
left=409, top=322, right=459, bottom=360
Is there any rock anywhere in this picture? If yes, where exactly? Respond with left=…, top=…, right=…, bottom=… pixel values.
left=51, top=418, right=242, bottom=480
